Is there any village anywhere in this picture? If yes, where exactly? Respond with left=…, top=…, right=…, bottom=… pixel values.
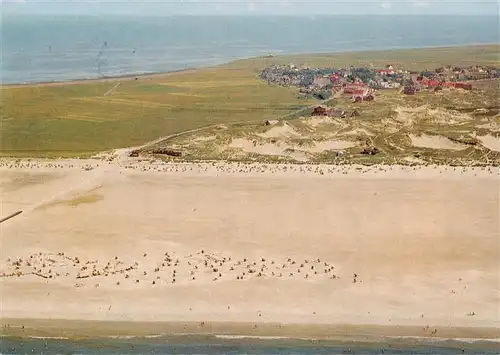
left=259, top=62, right=499, bottom=105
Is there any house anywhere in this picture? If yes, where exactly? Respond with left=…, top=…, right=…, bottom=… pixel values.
left=312, top=106, right=347, bottom=118
left=343, top=83, right=366, bottom=94
left=467, top=72, right=489, bottom=80
left=351, top=87, right=375, bottom=102
left=376, top=69, right=395, bottom=75
left=351, top=88, right=369, bottom=96
left=441, top=81, right=456, bottom=88
left=329, top=74, right=341, bottom=83
left=353, top=93, right=374, bottom=103
left=312, top=106, right=329, bottom=116
left=264, top=119, right=279, bottom=126
left=379, top=81, right=401, bottom=89
left=420, top=79, right=441, bottom=88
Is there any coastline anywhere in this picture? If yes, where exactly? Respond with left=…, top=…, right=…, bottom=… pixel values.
left=2, top=318, right=499, bottom=344
left=2, top=43, right=498, bottom=87
left=1, top=67, right=198, bottom=88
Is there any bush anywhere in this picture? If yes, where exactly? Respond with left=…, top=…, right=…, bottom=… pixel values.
left=314, top=90, right=332, bottom=100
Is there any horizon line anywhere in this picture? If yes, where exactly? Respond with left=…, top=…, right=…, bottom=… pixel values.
left=4, top=13, right=499, bottom=16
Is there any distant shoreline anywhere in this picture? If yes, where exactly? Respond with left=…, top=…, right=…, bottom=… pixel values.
left=2, top=43, right=498, bottom=88
left=1, top=67, right=198, bottom=88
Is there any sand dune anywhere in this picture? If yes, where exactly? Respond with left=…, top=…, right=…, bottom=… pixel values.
left=228, top=138, right=354, bottom=160
left=409, top=134, right=468, bottom=151
left=479, top=134, right=500, bottom=152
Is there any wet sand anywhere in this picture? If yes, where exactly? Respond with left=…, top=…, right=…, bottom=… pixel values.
left=2, top=318, right=500, bottom=342
left=1, top=156, right=499, bottom=339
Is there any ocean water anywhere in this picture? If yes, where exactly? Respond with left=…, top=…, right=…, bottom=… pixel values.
left=2, top=336, right=499, bottom=355
left=1, top=15, right=498, bottom=84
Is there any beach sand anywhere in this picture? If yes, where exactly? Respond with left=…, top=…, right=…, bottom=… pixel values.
left=0, top=156, right=499, bottom=340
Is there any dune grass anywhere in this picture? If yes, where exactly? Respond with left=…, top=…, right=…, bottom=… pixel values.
left=159, top=76, right=499, bottom=166
left=1, top=44, right=498, bottom=158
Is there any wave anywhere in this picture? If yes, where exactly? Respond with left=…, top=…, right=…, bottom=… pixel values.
left=385, top=335, right=500, bottom=343
left=107, top=335, right=139, bottom=339
left=106, top=334, right=166, bottom=340
left=214, top=334, right=292, bottom=340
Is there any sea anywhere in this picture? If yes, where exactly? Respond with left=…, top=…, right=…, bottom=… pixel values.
left=1, top=15, right=499, bottom=84
left=1, top=335, right=500, bottom=355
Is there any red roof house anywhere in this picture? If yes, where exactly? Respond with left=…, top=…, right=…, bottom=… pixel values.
left=421, top=79, right=441, bottom=88
left=329, top=74, right=340, bottom=83
left=343, top=83, right=366, bottom=94
left=427, top=80, right=440, bottom=87
left=376, top=69, right=395, bottom=75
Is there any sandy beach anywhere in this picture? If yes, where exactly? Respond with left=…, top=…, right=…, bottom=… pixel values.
left=1, top=154, right=499, bottom=340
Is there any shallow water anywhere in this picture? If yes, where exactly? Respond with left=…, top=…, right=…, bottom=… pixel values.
left=2, top=336, right=499, bottom=355
left=2, top=15, right=498, bottom=84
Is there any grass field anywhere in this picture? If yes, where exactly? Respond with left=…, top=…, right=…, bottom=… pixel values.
left=1, top=44, right=498, bottom=158
left=1, top=68, right=314, bottom=157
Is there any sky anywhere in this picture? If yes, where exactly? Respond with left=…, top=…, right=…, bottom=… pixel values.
left=2, top=0, right=499, bottom=16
